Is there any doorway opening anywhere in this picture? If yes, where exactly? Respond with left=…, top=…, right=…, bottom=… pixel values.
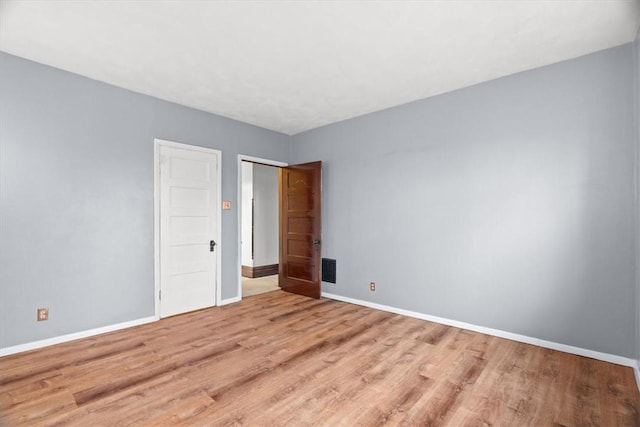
left=240, top=160, right=281, bottom=297
left=237, top=155, right=287, bottom=300
left=237, top=155, right=323, bottom=301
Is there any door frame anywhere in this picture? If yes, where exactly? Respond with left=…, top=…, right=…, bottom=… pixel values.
left=236, top=154, right=287, bottom=301
left=154, top=138, right=222, bottom=318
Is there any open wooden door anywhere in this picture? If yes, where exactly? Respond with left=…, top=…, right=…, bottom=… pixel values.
left=279, top=161, right=322, bottom=298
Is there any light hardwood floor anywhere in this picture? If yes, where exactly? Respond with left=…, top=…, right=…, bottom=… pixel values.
left=1, top=291, right=638, bottom=426
left=242, top=275, right=280, bottom=298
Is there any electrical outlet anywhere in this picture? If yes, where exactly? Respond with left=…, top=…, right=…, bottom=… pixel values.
left=37, top=308, right=48, bottom=322
left=370, top=282, right=376, bottom=291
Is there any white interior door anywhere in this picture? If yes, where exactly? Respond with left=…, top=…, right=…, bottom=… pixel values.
left=158, top=142, right=220, bottom=317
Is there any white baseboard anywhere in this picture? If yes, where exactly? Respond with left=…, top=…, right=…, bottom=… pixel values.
left=321, top=292, right=636, bottom=368
left=0, top=315, right=158, bottom=357
left=2, top=296, right=241, bottom=357
left=218, top=296, right=241, bottom=306
left=2, top=292, right=635, bottom=385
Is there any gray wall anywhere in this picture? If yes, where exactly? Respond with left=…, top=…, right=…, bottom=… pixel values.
left=0, top=53, right=290, bottom=349
left=2, top=44, right=638, bottom=359
left=252, top=164, right=279, bottom=267
left=292, top=44, right=637, bottom=358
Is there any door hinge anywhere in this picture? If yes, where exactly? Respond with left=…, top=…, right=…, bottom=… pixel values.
left=159, top=290, right=162, bottom=300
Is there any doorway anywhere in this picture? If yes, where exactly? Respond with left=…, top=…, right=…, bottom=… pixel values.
left=241, top=160, right=281, bottom=297
left=237, top=155, right=323, bottom=301
left=237, top=155, right=287, bottom=299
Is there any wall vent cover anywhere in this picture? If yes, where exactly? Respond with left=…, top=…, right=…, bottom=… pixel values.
left=322, top=258, right=336, bottom=283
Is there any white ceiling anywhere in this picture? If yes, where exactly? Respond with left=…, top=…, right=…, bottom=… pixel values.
left=1, top=1, right=639, bottom=135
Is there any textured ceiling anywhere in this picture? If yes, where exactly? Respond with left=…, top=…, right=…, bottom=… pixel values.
left=1, top=1, right=639, bottom=135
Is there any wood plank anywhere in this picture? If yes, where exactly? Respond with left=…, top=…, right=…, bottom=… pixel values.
left=0, top=291, right=638, bottom=426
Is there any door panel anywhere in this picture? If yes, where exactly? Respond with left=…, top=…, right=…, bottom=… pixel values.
left=279, top=161, right=322, bottom=299
left=288, top=217, right=312, bottom=233
left=160, top=145, right=219, bottom=317
left=289, top=239, right=313, bottom=258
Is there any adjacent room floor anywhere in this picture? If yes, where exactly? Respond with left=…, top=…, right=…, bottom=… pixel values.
left=1, top=291, right=638, bottom=426
left=242, top=274, right=280, bottom=298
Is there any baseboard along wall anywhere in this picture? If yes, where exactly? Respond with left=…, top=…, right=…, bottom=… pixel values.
left=3, top=289, right=638, bottom=397
left=0, top=292, right=247, bottom=356
left=218, top=296, right=242, bottom=306
left=0, top=315, right=158, bottom=357
left=321, top=292, right=637, bottom=369
left=241, top=264, right=279, bottom=278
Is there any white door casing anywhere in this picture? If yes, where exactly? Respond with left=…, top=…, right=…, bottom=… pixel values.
left=155, top=139, right=221, bottom=318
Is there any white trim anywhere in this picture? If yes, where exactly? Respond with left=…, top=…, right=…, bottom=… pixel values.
left=154, top=138, right=222, bottom=315
left=215, top=151, right=223, bottom=307
left=321, top=292, right=636, bottom=368
left=236, top=155, right=287, bottom=302
left=238, top=155, right=288, bottom=167
left=155, top=138, right=224, bottom=154
left=0, top=316, right=157, bottom=357
left=635, top=360, right=640, bottom=392
left=154, top=141, right=161, bottom=319
left=218, top=296, right=242, bottom=306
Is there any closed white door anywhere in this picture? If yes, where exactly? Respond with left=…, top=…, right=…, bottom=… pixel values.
left=158, top=142, right=220, bottom=317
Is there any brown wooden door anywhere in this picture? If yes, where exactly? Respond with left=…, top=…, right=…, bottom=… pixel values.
left=279, top=161, right=322, bottom=299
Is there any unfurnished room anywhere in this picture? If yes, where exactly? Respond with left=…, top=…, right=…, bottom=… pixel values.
left=1, top=1, right=640, bottom=425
